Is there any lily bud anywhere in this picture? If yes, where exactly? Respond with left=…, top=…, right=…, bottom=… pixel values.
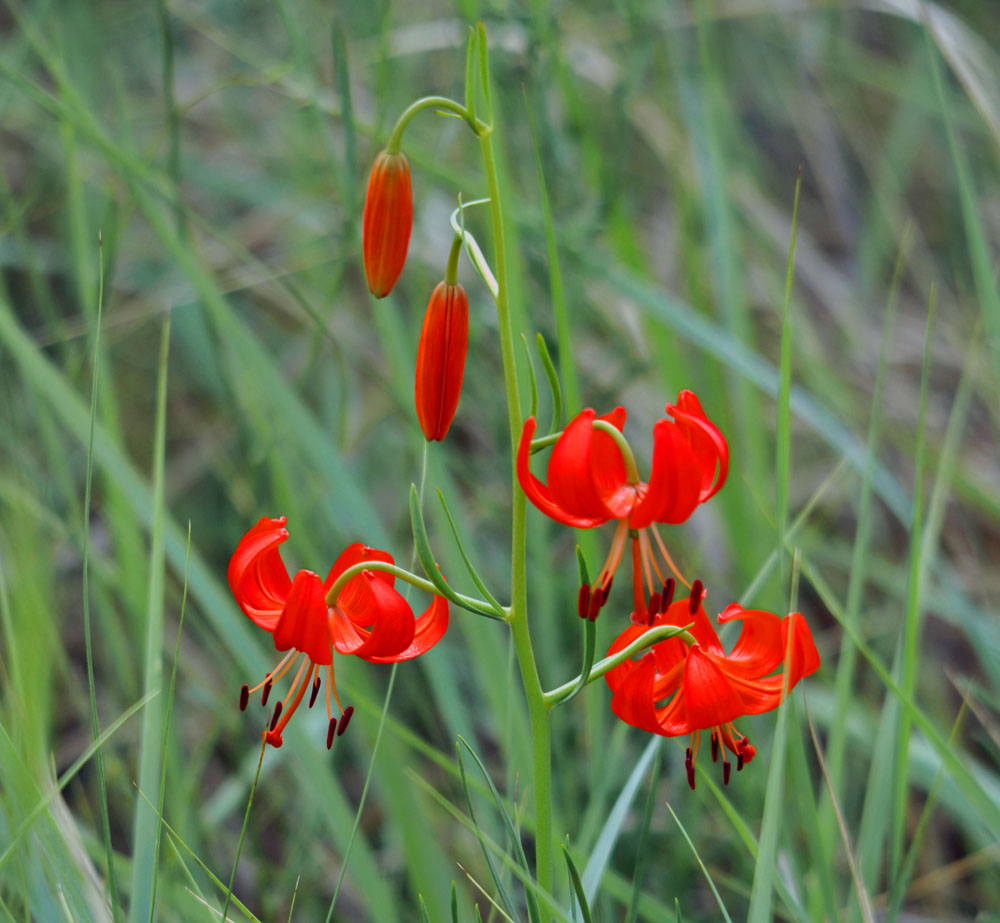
left=414, top=281, right=469, bottom=442
left=362, top=150, right=412, bottom=298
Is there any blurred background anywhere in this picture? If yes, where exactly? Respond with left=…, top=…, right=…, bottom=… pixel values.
left=1, top=0, right=999, bottom=920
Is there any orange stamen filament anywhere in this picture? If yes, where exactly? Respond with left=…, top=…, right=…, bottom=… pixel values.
left=270, top=662, right=316, bottom=739
left=638, top=530, right=658, bottom=597
left=246, top=650, right=297, bottom=694
left=630, top=537, right=644, bottom=616
left=651, top=526, right=691, bottom=589
left=326, top=657, right=346, bottom=715
left=596, top=520, right=629, bottom=590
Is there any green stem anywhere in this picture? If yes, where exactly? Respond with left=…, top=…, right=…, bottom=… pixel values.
left=444, top=234, right=462, bottom=285
left=324, top=560, right=489, bottom=615
left=386, top=95, right=484, bottom=152
left=592, top=420, right=640, bottom=484
left=478, top=74, right=557, bottom=905
left=543, top=624, right=695, bottom=708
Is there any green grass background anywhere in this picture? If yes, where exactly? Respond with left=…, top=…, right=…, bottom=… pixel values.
left=1, top=0, right=999, bottom=920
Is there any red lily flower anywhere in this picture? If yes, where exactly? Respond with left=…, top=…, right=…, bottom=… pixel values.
left=228, top=516, right=448, bottom=748
left=415, top=281, right=469, bottom=441
left=517, top=391, right=728, bottom=619
left=605, top=586, right=820, bottom=788
left=362, top=149, right=413, bottom=298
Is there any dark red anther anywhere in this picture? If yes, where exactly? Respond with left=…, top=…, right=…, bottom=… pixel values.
left=723, top=759, right=731, bottom=786
left=337, top=705, right=355, bottom=736
left=261, top=676, right=273, bottom=706
left=600, top=578, right=613, bottom=605
left=326, top=718, right=337, bottom=750
left=686, top=761, right=696, bottom=790
left=577, top=584, right=591, bottom=619
left=711, top=732, right=719, bottom=763
left=646, top=592, right=661, bottom=625
left=661, top=578, right=675, bottom=612
left=737, top=754, right=744, bottom=772
left=309, top=676, right=321, bottom=708
left=239, top=684, right=249, bottom=711
left=688, top=579, right=704, bottom=615
left=587, top=590, right=602, bottom=621
left=269, top=701, right=283, bottom=731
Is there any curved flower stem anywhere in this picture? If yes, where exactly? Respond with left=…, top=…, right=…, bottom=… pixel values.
left=543, top=625, right=696, bottom=709
left=475, top=39, right=557, bottom=904
left=323, top=560, right=493, bottom=616
left=592, top=420, right=640, bottom=485
left=386, top=95, right=486, bottom=152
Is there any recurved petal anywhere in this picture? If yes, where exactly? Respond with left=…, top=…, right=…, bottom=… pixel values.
left=715, top=603, right=785, bottom=678
left=546, top=408, right=629, bottom=523
left=271, top=570, right=332, bottom=664
left=629, top=420, right=701, bottom=527
left=363, top=593, right=449, bottom=663
left=781, top=611, right=822, bottom=686
left=516, top=416, right=609, bottom=528
left=667, top=390, right=729, bottom=502
left=227, top=516, right=292, bottom=630
left=325, top=542, right=395, bottom=626
left=329, top=571, right=415, bottom=660
left=604, top=623, right=648, bottom=692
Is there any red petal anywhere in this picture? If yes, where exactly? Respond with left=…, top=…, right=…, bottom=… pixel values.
left=781, top=612, right=822, bottom=685
left=609, top=653, right=665, bottom=734
left=604, top=623, right=647, bottom=692
left=364, top=594, right=449, bottom=663
left=415, top=282, right=469, bottom=441
left=329, top=571, right=415, bottom=660
left=516, top=416, right=608, bottom=528
left=654, top=598, right=725, bottom=659
left=629, top=421, right=701, bottom=527
left=546, top=409, right=630, bottom=523
left=325, top=543, right=395, bottom=626
left=271, top=570, right=332, bottom=664
left=362, top=150, right=412, bottom=298
left=227, top=516, right=292, bottom=630
left=715, top=603, right=785, bottom=677
left=667, top=391, right=729, bottom=502
left=681, top=648, right=747, bottom=731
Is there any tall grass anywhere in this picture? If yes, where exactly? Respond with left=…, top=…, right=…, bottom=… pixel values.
left=1, top=1, right=999, bottom=920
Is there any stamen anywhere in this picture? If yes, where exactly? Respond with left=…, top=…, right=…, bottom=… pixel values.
left=577, top=584, right=591, bottom=619
left=711, top=731, right=719, bottom=763
left=684, top=747, right=696, bottom=790
left=587, top=591, right=602, bottom=621
left=247, top=650, right=298, bottom=696
left=337, top=705, right=355, bottom=736
left=723, top=758, right=731, bottom=785
left=688, top=579, right=704, bottom=615
left=737, top=754, right=744, bottom=772
left=638, top=530, right=662, bottom=592
left=326, top=718, right=337, bottom=749
left=261, top=677, right=273, bottom=706
left=631, top=537, right=644, bottom=617
left=599, top=578, right=613, bottom=605
left=269, top=701, right=283, bottom=730
left=309, top=676, right=321, bottom=708
left=239, top=684, right=249, bottom=711
left=596, top=520, right=629, bottom=594
left=651, top=526, right=692, bottom=589
left=646, top=591, right=660, bottom=625
left=661, top=578, right=675, bottom=611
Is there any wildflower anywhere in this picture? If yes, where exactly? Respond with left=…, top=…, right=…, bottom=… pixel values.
left=415, top=281, right=469, bottom=441
left=516, top=391, right=728, bottom=619
left=605, top=588, right=820, bottom=788
left=362, top=150, right=413, bottom=297
left=228, top=517, right=448, bottom=748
